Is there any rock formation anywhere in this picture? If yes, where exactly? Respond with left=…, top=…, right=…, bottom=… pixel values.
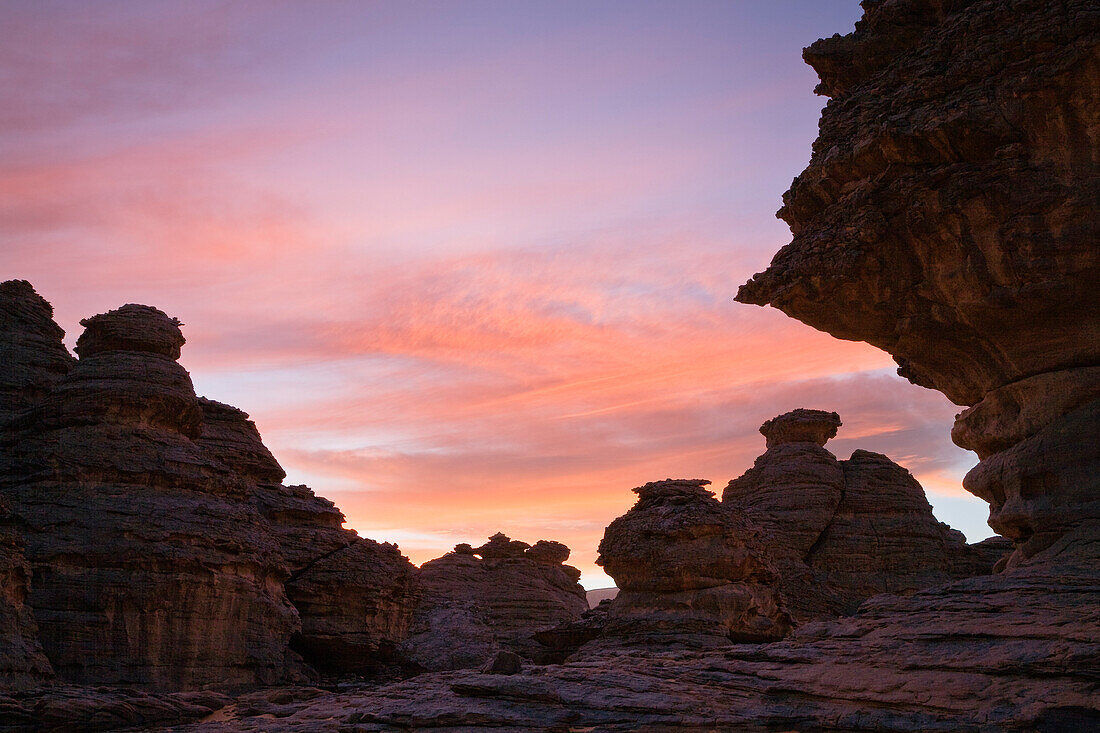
left=196, top=400, right=418, bottom=675
left=724, top=409, right=1005, bottom=620
left=0, top=280, right=74, bottom=425
left=401, top=534, right=587, bottom=670
left=596, top=479, right=791, bottom=646
left=0, top=299, right=299, bottom=689
left=736, top=0, right=1100, bottom=568
left=0, top=282, right=424, bottom=688
left=0, top=496, right=52, bottom=689
left=67, top=1, right=1094, bottom=728
left=248, top=557, right=1097, bottom=732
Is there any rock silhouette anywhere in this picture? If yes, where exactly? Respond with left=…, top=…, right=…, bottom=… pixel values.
left=0, top=285, right=423, bottom=689
left=0, top=280, right=74, bottom=426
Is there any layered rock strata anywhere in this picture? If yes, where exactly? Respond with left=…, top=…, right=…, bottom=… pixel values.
left=596, top=479, right=791, bottom=646
left=0, top=301, right=298, bottom=688
left=401, top=534, right=587, bottom=670
left=78, top=1, right=1098, bottom=728
left=195, top=400, right=418, bottom=675
left=0, top=283, right=424, bottom=688
left=0, top=281, right=74, bottom=425
left=736, top=0, right=1100, bottom=568
left=724, top=410, right=1004, bottom=620
left=0, top=497, right=51, bottom=689
left=205, top=559, right=1097, bottom=732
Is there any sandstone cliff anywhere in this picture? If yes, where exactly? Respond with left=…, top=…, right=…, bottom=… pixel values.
left=0, top=300, right=299, bottom=689
left=0, top=285, right=420, bottom=689
left=196, top=400, right=418, bottom=675
left=0, top=496, right=52, bottom=690
left=0, top=281, right=74, bottom=426
left=736, top=0, right=1100, bottom=569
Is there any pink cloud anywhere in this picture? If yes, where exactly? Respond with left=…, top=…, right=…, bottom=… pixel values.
left=1, top=2, right=986, bottom=586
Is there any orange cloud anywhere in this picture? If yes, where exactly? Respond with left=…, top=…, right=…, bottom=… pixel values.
left=1, top=1, right=986, bottom=587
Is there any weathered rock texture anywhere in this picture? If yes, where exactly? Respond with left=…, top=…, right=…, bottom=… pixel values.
left=724, top=410, right=1004, bottom=620
left=736, top=0, right=1100, bottom=568
left=196, top=400, right=418, bottom=675
left=0, top=283, right=424, bottom=688
left=596, top=479, right=791, bottom=646
left=0, top=497, right=51, bottom=689
left=0, top=684, right=230, bottom=733
left=0, top=300, right=299, bottom=689
left=0, top=281, right=74, bottom=426
left=169, top=559, right=1098, bottom=733
left=401, top=534, right=587, bottom=670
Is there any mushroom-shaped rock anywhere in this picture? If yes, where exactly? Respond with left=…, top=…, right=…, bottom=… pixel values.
left=74, top=304, right=185, bottom=359
left=760, top=408, right=841, bottom=449
left=734, top=0, right=1100, bottom=568
left=724, top=415, right=1009, bottom=621
left=43, top=303, right=203, bottom=437
left=596, top=479, right=791, bottom=647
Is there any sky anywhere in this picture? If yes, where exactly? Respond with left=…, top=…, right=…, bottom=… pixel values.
left=0, top=1, right=995, bottom=588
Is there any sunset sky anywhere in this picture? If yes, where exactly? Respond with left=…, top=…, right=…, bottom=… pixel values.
left=1, top=1, right=994, bottom=588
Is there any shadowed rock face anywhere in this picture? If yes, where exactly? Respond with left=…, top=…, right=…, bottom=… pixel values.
left=725, top=411, right=1006, bottom=621
left=596, top=480, right=791, bottom=646
left=0, top=283, right=423, bottom=686
left=195, top=399, right=419, bottom=676
left=0, top=496, right=52, bottom=689
left=0, top=281, right=75, bottom=425
left=401, top=534, right=587, bottom=670
left=0, top=299, right=298, bottom=689
left=736, top=0, right=1100, bottom=567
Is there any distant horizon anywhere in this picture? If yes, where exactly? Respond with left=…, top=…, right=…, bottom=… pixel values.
left=1, top=1, right=994, bottom=588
